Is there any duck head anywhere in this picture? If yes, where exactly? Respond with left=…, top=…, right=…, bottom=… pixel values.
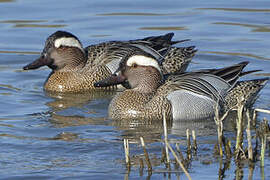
left=94, top=52, right=164, bottom=93
left=23, top=31, right=86, bottom=71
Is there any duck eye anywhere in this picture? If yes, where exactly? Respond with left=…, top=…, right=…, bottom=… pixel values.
left=41, top=53, right=46, bottom=59
left=132, top=63, right=137, bottom=68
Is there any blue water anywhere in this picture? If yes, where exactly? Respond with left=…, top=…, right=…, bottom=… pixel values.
left=0, top=0, right=270, bottom=179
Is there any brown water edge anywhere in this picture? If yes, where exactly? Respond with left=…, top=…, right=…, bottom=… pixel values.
left=213, top=22, right=270, bottom=33
left=0, top=50, right=39, bottom=55
left=119, top=107, right=270, bottom=180
left=0, top=19, right=66, bottom=28
left=139, top=27, right=188, bottom=31
left=0, top=0, right=14, bottom=2
left=196, top=8, right=270, bottom=12
left=96, top=12, right=183, bottom=16
left=201, top=51, right=270, bottom=61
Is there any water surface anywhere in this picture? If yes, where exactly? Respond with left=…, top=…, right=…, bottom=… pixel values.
left=0, top=0, right=270, bottom=179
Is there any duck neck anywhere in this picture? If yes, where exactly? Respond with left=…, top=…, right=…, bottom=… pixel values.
left=134, top=72, right=163, bottom=94
left=68, top=48, right=87, bottom=71
left=58, top=47, right=87, bottom=72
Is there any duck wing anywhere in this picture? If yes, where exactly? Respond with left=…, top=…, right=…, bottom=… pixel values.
left=84, top=33, right=191, bottom=74
left=160, top=61, right=251, bottom=107
left=130, top=33, right=190, bottom=58
left=164, top=74, right=230, bottom=102
left=154, top=74, right=230, bottom=121
left=162, top=46, right=197, bottom=74
left=84, top=40, right=170, bottom=74
left=191, top=61, right=249, bottom=85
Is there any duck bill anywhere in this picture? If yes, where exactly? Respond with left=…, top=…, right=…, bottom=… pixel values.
left=94, top=74, right=127, bottom=87
left=23, top=56, right=52, bottom=70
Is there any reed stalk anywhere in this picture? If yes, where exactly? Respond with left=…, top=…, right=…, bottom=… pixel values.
left=163, top=112, right=170, bottom=165
left=260, top=120, right=268, bottom=168
left=165, top=141, right=192, bottom=180
left=214, top=102, right=230, bottom=157
left=246, top=110, right=253, bottom=161
left=175, top=143, right=185, bottom=163
left=124, top=139, right=131, bottom=170
left=255, top=108, right=270, bottom=114
left=260, top=164, right=265, bottom=180
left=235, top=163, right=244, bottom=180
left=186, top=129, right=192, bottom=160
left=248, top=163, right=254, bottom=180
left=140, top=137, right=152, bottom=172
left=235, top=102, right=244, bottom=156
left=139, top=158, right=144, bottom=176
left=192, top=130, right=197, bottom=153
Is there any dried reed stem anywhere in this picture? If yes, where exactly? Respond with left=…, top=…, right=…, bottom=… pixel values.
left=175, top=143, right=185, bottom=163
left=255, top=108, right=270, bottom=114
left=260, top=133, right=266, bottom=167
left=124, top=139, right=131, bottom=169
left=139, top=158, right=144, bottom=176
left=165, top=141, right=192, bottom=180
left=163, top=112, right=170, bottom=164
left=235, top=102, right=244, bottom=154
left=235, top=163, right=244, bottom=180
left=140, top=137, right=152, bottom=172
left=246, top=110, right=253, bottom=161
left=214, top=102, right=230, bottom=157
left=192, top=130, right=197, bottom=152
left=252, top=110, right=257, bottom=127
left=186, top=129, right=191, bottom=159
left=260, top=166, right=265, bottom=180
left=248, top=163, right=255, bottom=180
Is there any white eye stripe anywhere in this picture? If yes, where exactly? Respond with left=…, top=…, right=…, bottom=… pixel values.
left=54, top=37, right=83, bottom=51
left=126, top=55, right=161, bottom=73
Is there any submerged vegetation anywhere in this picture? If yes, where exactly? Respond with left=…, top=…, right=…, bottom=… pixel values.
left=122, top=106, right=270, bottom=180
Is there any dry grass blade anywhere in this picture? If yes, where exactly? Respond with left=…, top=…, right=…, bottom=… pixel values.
left=165, top=141, right=192, bottom=180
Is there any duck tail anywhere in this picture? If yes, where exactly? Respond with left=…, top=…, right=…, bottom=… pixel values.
left=206, top=61, right=249, bottom=85
left=140, top=32, right=191, bottom=46
left=170, top=39, right=191, bottom=45
left=139, top=32, right=174, bottom=45
left=240, top=69, right=262, bottom=76
left=225, top=77, right=269, bottom=110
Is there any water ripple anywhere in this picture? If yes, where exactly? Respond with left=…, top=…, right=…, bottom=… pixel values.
left=213, top=22, right=270, bottom=32
left=140, top=26, right=188, bottom=31
left=97, top=12, right=175, bottom=16
left=201, top=50, right=270, bottom=61
left=0, top=84, right=21, bottom=91
left=14, top=24, right=66, bottom=28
